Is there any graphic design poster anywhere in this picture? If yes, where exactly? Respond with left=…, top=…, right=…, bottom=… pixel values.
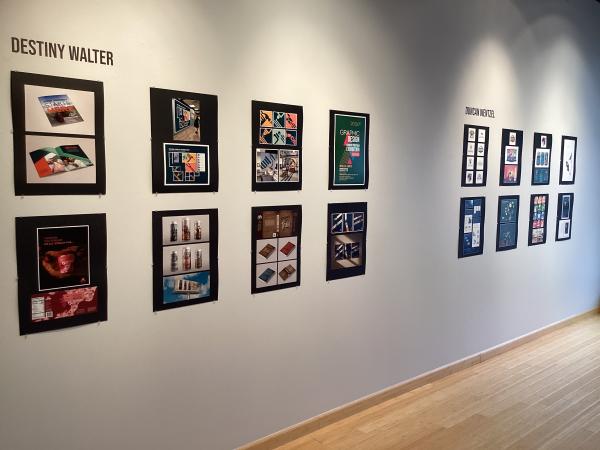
left=462, top=125, right=489, bottom=187
left=11, top=71, right=105, bottom=195
left=326, top=202, right=367, bottom=280
left=15, top=214, right=107, bottom=335
left=528, top=194, right=549, bottom=246
left=559, top=136, right=577, bottom=185
left=252, top=101, right=303, bottom=191
left=251, top=205, right=301, bottom=293
left=152, top=209, right=218, bottom=311
left=329, top=111, right=370, bottom=189
left=531, top=132, right=552, bottom=185
left=556, top=193, right=574, bottom=241
left=458, top=197, right=485, bottom=258
left=499, top=129, right=523, bottom=186
left=150, top=88, right=218, bottom=193
left=496, top=195, right=519, bottom=251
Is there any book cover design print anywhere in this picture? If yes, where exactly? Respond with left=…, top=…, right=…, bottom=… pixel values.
left=252, top=101, right=303, bottom=191
left=29, top=144, right=93, bottom=178
left=38, top=94, right=84, bottom=126
left=11, top=71, right=105, bottom=195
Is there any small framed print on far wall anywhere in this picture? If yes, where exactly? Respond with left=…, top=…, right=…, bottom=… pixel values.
left=559, top=136, right=577, bottom=185
left=461, top=125, right=489, bottom=187
left=11, top=71, right=105, bottom=195
left=326, top=202, right=367, bottom=280
left=528, top=194, right=549, bottom=246
left=152, top=209, right=218, bottom=311
left=252, top=205, right=301, bottom=293
left=15, top=213, right=107, bottom=335
left=150, top=88, right=218, bottom=193
left=556, top=193, right=574, bottom=241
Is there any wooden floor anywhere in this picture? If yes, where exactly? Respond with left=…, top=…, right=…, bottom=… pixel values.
left=277, top=314, right=600, bottom=450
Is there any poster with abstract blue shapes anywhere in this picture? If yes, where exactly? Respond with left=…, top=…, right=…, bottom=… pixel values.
left=327, top=203, right=367, bottom=280
left=496, top=195, right=519, bottom=251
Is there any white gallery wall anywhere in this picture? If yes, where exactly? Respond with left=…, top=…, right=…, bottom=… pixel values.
left=1, top=0, right=599, bottom=449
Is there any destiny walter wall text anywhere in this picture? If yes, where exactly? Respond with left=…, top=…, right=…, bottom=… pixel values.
left=11, top=37, right=114, bottom=66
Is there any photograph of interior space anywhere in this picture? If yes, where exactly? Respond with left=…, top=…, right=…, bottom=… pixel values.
left=1, top=0, right=599, bottom=449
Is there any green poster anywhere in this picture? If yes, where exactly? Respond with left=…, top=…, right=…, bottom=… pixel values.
left=333, top=113, right=366, bottom=186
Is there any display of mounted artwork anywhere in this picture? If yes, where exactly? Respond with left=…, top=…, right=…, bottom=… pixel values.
left=251, top=205, right=301, bottom=293
left=11, top=71, right=105, bottom=195
left=15, top=214, right=107, bottom=335
left=556, top=193, right=574, bottom=241
left=496, top=195, right=519, bottom=251
left=461, top=125, right=489, bottom=186
left=329, top=111, right=370, bottom=189
left=326, top=202, right=367, bottom=280
left=458, top=197, right=485, bottom=258
left=152, top=209, right=218, bottom=311
left=150, top=88, right=218, bottom=192
left=499, top=129, right=523, bottom=186
left=528, top=194, right=549, bottom=246
left=252, top=101, right=303, bottom=191
left=559, top=136, right=577, bottom=185
left=531, top=132, right=552, bottom=185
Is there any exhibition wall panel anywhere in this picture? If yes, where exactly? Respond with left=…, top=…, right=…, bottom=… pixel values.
left=0, top=1, right=599, bottom=449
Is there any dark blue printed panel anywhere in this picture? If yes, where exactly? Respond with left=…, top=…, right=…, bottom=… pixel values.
left=497, top=196, right=519, bottom=251
left=460, top=197, right=484, bottom=257
left=163, top=143, right=209, bottom=186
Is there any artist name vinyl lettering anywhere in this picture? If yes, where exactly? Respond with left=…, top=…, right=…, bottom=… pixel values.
left=11, top=37, right=114, bottom=66
left=465, top=106, right=495, bottom=118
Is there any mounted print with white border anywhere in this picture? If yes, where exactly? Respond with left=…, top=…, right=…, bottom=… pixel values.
left=326, top=202, right=368, bottom=280
left=15, top=213, right=107, bottom=335
left=252, top=205, right=301, bottom=293
left=461, top=125, right=489, bottom=187
left=252, top=101, right=303, bottom=191
left=152, top=209, right=219, bottom=311
left=499, top=128, right=523, bottom=186
left=556, top=193, right=574, bottom=241
left=11, top=71, right=105, bottom=195
left=559, top=136, right=577, bottom=185
left=150, top=88, right=218, bottom=193
left=531, top=132, right=552, bottom=185
left=528, top=194, right=549, bottom=246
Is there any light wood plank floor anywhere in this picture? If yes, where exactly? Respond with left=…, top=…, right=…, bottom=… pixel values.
left=277, top=314, right=600, bottom=450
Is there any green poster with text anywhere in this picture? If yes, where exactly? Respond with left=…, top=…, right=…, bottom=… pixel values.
left=333, top=113, right=366, bottom=186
